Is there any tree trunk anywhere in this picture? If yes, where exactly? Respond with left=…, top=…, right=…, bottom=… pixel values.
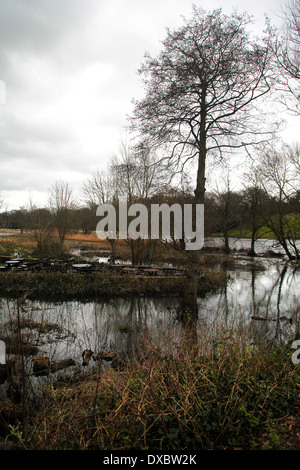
left=194, top=85, right=207, bottom=207
left=249, top=231, right=256, bottom=257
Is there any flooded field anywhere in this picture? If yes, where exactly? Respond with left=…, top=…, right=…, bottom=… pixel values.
left=0, top=255, right=299, bottom=378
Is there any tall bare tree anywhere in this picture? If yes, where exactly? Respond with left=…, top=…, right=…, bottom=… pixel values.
left=129, top=7, right=280, bottom=321
left=129, top=7, right=279, bottom=208
left=110, top=138, right=165, bottom=264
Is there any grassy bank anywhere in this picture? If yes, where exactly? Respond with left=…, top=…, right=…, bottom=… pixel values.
left=1, top=327, right=299, bottom=450
left=223, top=213, right=300, bottom=240
left=0, top=269, right=226, bottom=301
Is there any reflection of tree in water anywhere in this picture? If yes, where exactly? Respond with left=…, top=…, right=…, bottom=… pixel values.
left=248, top=264, right=299, bottom=345
left=114, top=263, right=300, bottom=358
left=192, top=263, right=300, bottom=349
left=91, top=296, right=180, bottom=359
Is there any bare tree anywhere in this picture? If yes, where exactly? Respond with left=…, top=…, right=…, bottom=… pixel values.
left=241, top=170, right=270, bottom=256
left=211, top=174, right=243, bottom=253
left=270, top=0, right=300, bottom=111
left=278, top=0, right=300, bottom=79
left=257, top=144, right=300, bottom=259
left=110, top=137, right=166, bottom=203
left=27, top=200, right=59, bottom=258
left=82, top=138, right=166, bottom=263
left=83, top=138, right=165, bottom=208
left=111, top=140, right=139, bottom=205
left=129, top=7, right=279, bottom=208
left=110, top=138, right=165, bottom=264
left=128, top=6, right=282, bottom=321
left=48, top=180, right=76, bottom=245
left=82, top=169, right=117, bottom=208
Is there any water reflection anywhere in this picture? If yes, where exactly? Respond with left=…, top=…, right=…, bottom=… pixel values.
left=205, top=237, right=300, bottom=254
left=0, top=296, right=180, bottom=366
left=0, top=261, right=299, bottom=369
left=199, top=262, right=300, bottom=346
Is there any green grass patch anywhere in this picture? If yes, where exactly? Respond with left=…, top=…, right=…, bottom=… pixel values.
left=218, top=213, right=300, bottom=240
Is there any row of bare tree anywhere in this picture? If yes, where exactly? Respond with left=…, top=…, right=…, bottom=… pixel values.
left=0, top=139, right=299, bottom=261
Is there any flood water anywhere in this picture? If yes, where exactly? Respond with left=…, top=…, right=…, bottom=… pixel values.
left=205, top=236, right=300, bottom=255
left=0, top=257, right=299, bottom=375
left=0, top=236, right=299, bottom=388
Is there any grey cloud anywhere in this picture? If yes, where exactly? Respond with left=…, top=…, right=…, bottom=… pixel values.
left=0, top=0, right=98, bottom=53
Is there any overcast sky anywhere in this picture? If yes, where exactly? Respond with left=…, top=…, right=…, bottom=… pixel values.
left=0, top=0, right=298, bottom=211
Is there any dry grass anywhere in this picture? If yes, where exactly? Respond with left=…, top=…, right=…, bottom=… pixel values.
left=0, top=236, right=37, bottom=256
left=65, top=232, right=111, bottom=246
left=2, top=325, right=298, bottom=451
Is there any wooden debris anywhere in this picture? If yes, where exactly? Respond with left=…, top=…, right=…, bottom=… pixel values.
left=33, top=356, right=75, bottom=376
left=33, top=356, right=50, bottom=376
left=82, top=349, right=94, bottom=366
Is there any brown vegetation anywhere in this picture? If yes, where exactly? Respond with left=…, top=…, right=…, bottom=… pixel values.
left=1, top=326, right=298, bottom=450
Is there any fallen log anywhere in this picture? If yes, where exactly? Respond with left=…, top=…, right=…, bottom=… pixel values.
left=33, top=356, right=75, bottom=376
left=33, top=355, right=50, bottom=376
left=51, top=358, right=76, bottom=373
